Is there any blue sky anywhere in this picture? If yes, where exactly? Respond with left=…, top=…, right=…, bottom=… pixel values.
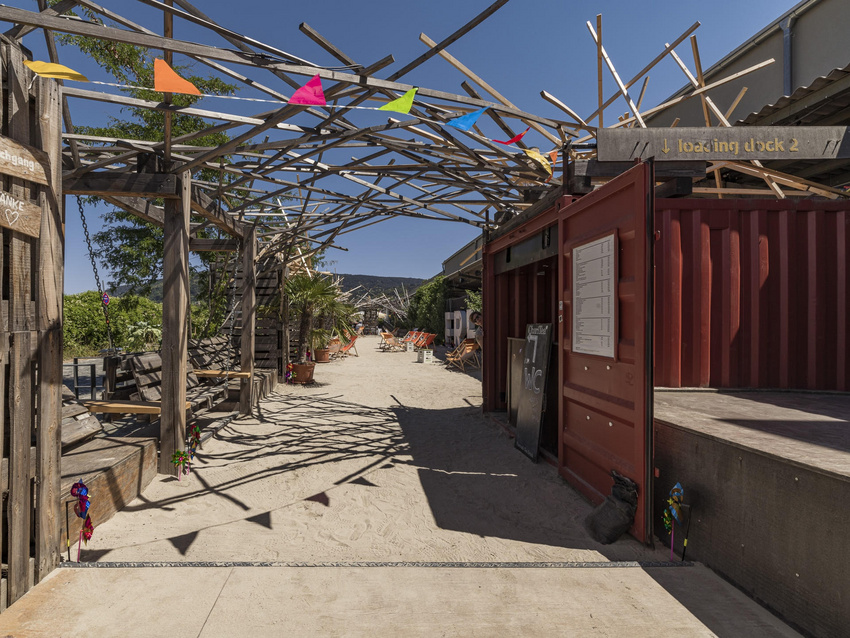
left=5, top=0, right=800, bottom=292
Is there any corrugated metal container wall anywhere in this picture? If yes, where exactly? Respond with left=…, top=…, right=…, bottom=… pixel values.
left=654, top=199, right=850, bottom=390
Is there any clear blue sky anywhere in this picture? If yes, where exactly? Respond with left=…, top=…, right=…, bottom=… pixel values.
left=5, top=0, right=800, bottom=292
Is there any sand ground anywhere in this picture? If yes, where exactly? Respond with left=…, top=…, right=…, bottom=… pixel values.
left=0, top=336, right=800, bottom=637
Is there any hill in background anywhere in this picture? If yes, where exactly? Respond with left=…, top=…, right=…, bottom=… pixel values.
left=109, top=273, right=425, bottom=303
left=334, top=273, right=425, bottom=298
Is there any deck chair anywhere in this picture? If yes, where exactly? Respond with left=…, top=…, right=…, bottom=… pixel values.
left=416, top=333, right=436, bottom=350
left=332, top=334, right=359, bottom=359
left=445, top=338, right=481, bottom=372
left=381, top=332, right=405, bottom=352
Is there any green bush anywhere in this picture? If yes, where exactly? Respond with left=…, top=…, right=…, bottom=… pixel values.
left=407, top=276, right=447, bottom=344
left=63, top=291, right=163, bottom=355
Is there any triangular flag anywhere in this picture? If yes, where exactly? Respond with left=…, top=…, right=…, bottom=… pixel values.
left=154, top=58, right=200, bottom=95
left=446, top=107, right=486, bottom=131
left=494, top=126, right=530, bottom=145
left=290, top=74, right=326, bottom=105
left=24, top=60, right=88, bottom=82
left=379, top=88, right=417, bottom=114
left=549, top=149, right=559, bottom=165
left=523, top=147, right=552, bottom=176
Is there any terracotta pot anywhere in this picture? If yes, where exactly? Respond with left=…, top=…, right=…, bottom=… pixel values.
left=314, top=348, right=331, bottom=363
left=290, top=362, right=315, bottom=384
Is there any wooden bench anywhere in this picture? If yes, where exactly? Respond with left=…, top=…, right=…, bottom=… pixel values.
left=62, top=385, right=104, bottom=450
left=189, top=335, right=280, bottom=404
left=85, top=352, right=227, bottom=416
left=188, top=335, right=250, bottom=378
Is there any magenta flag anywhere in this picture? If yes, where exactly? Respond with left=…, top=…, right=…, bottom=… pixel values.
left=494, top=126, right=530, bottom=145
left=290, top=74, right=326, bottom=105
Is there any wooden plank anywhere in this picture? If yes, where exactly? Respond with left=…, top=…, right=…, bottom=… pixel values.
left=82, top=399, right=191, bottom=414
left=0, top=446, right=37, bottom=494
left=0, top=330, right=5, bottom=570
left=240, top=226, right=257, bottom=415
left=194, top=370, right=251, bottom=379
left=189, top=238, right=238, bottom=252
left=61, top=414, right=103, bottom=449
left=64, top=171, right=180, bottom=198
left=8, top=331, right=32, bottom=605
left=0, top=134, right=49, bottom=184
left=159, top=170, right=190, bottom=473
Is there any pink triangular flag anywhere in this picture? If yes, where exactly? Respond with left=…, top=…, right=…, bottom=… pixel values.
left=289, top=74, right=326, bottom=105
left=494, top=126, right=530, bottom=145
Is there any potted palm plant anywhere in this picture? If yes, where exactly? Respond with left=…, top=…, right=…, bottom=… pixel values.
left=285, top=272, right=339, bottom=383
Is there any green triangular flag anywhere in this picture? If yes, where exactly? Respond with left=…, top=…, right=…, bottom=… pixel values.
left=379, top=87, right=418, bottom=114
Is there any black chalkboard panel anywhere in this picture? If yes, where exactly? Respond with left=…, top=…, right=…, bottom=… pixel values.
left=515, top=323, right=553, bottom=462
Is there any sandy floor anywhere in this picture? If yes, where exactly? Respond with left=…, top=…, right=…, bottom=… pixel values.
left=85, top=335, right=663, bottom=564
left=1, top=336, right=800, bottom=637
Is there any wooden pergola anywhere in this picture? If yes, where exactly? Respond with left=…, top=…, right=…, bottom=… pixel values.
left=0, top=0, right=580, bottom=482
left=2, top=0, right=848, bottom=609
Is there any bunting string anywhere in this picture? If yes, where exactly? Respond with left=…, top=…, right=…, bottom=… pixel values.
left=29, top=59, right=562, bottom=169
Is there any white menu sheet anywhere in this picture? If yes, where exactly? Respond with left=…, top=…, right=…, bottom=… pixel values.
left=572, top=234, right=616, bottom=358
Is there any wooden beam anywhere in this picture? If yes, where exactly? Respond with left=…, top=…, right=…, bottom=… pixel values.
left=240, top=225, right=257, bottom=416
left=191, top=185, right=244, bottom=238
left=64, top=171, right=180, bottom=198
left=189, top=238, right=237, bottom=252
left=0, top=7, right=564, bottom=132
left=159, top=170, right=190, bottom=474
left=654, top=177, right=693, bottom=198
left=101, top=195, right=165, bottom=226
left=35, top=75, right=63, bottom=583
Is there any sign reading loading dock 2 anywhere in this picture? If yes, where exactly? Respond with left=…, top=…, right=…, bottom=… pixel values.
left=597, top=126, right=850, bottom=162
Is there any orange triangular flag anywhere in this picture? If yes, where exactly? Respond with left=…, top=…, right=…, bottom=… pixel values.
left=154, top=58, right=200, bottom=95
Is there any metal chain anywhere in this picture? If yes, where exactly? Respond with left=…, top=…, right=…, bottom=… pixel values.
left=78, top=197, right=115, bottom=352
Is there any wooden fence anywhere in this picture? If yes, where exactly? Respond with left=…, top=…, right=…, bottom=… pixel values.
left=0, top=38, right=63, bottom=608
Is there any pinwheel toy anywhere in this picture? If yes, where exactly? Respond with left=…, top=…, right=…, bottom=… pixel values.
left=70, top=479, right=94, bottom=560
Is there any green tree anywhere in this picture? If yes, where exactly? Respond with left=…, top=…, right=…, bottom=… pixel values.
left=407, top=277, right=447, bottom=343
left=52, top=1, right=238, bottom=333
left=285, top=272, right=341, bottom=363
left=465, top=289, right=482, bottom=314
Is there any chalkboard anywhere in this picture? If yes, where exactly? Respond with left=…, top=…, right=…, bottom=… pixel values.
left=514, top=323, right=553, bottom=462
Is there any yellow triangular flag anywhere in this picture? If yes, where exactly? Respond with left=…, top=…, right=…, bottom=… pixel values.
left=24, top=60, right=88, bottom=82
left=523, top=147, right=552, bottom=176
left=379, top=87, right=417, bottom=114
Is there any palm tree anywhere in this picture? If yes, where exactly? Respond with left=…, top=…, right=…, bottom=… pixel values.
left=285, top=272, right=339, bottom=364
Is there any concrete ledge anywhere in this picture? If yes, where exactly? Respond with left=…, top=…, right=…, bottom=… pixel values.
left=654, top=416, right=849, bottom=638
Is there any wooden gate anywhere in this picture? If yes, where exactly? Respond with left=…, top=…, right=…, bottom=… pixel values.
left=0, top=39, right=63, bottom=607
left=558, top=163, right=654, bottom=542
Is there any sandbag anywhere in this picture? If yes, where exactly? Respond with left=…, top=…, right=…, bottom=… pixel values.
left=584, top=470, right=639, bottom=545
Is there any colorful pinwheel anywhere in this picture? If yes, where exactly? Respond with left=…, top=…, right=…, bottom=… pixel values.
left=70, top=479, right=94, bottom=558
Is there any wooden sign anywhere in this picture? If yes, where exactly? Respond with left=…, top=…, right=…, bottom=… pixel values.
left=0, top=134, right=49, bottom=185
left=0, top=189, right=42, bottom=237
left=597, top=126, right=850, bottom=162
left=514, top=323, right=553, bottom=462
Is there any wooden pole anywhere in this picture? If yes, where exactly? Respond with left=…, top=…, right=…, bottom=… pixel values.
left=163, top=0, right=173, bottom=170
left=160, top=170, right=191, bottom=474
left=596, top=14, right=603, bottom=128
left=35, top=72, right=63, bottom=582
left=240, top=225, right=257, bottom=415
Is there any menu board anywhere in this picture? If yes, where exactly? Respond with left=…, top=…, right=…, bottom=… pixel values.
left=515, top=323, right=552, bottom=462
left=572, top=234, right=616, bottom=358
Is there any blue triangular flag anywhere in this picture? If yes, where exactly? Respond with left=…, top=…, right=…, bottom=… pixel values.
left=446, top=107, right=486, bottom=131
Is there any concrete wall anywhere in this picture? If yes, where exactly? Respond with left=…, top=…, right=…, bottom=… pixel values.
left=653, top=420, right=849, bottom=638
left=648, top=0, right=850, bottom=127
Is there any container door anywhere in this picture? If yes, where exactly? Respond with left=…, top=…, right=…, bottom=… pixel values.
left=558, top=162, right=654, bottom=542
